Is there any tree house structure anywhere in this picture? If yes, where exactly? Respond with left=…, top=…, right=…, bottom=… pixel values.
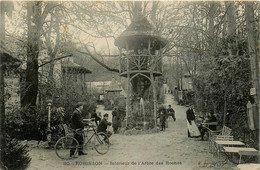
left=114, top=16, right=167, bottom=126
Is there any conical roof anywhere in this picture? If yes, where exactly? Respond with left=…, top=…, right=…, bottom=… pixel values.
left=114, top=16, right=167, bottom=50
left=105, top=77, right=122, bottom=92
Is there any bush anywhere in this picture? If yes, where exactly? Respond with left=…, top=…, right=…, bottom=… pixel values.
left=5, top=106, right=24, bottom=139
left=5, top=105, right=40, bottom=140
left=5, top=99, right=95, bottom=142
left=1, top=138, right=31, bottom=170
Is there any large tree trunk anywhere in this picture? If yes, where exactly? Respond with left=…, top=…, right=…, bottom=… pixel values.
left=133, top=1, right=142, bottom=20
left=0, top=1, right=6, bottom=166
left=245, top=2, right=260, bottom=130
left=150, top=1, right=158, bottom=28
left=225, top=1, right=237, bottom=55
left=21, top=2, right=42, bottom=107
left=208, top=2, right=216, bottom=53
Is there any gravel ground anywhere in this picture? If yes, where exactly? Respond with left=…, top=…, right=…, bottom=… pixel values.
left=27, top=94, right=235, bottom=170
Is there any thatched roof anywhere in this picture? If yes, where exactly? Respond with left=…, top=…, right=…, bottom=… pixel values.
left=114, top=16, right=167, bottom=50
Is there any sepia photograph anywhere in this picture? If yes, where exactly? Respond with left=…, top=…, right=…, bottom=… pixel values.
left=0, top=0, right=259, bottom=169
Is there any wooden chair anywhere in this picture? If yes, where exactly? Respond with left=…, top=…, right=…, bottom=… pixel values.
left=220, top=126, right=232, bottom=136
left=214, top=135, right=234, bottom=157
left=207, top=126, right=232, bottom=153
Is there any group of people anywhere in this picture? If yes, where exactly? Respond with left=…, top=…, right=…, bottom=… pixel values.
left=70, top=101, right=220, bottom=157
left=186, top=105, right=219, bottom=141
left=157, top=105, right=176, bottom=131
left=70, top=102, right=112, bottom=157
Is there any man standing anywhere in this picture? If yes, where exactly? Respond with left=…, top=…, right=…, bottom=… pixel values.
left=186, top=105, right=195, bottom=137
left=167, top=105, right=176, bottom=121
left=70, top=102, right=87, bottom=157
left=112, top=107, right=120, bottom=134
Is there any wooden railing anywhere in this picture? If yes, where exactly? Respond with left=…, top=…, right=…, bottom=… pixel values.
left=120, top=54, right=162, bottom=74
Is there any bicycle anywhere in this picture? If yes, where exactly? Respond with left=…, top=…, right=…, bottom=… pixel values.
left=55, top=119, right=110, bottom=160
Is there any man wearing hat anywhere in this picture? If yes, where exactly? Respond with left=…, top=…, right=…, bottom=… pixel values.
left=70, top=102, right=87, bottom=157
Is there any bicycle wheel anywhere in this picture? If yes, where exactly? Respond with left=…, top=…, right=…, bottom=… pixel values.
left=55, top=136, right=79, bottom=160
left=94, top=132, right=109, bottom=155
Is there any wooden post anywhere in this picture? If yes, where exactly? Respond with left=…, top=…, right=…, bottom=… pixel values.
left=150, top=66, right=157, bottom=127
left=148, top=39, right=157, bottom=127
left=126, top=42, right=130, bottom=127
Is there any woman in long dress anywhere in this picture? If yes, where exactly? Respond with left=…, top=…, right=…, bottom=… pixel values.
left=186, top=105, right=200, bottom=137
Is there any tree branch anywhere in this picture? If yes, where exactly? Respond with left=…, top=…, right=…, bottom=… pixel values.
left=38, top=54, right=72, bottom=68
left=77, top=46, right=119, bottom=73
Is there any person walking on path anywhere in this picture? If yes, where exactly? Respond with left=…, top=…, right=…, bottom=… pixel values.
left=157, top=110, right=166, bottom=131
left=112, top=107, right=120, bottom=134
left=167, top=105, right=176, bottom=121
left=70, top=102, right=88, bottom=157
left=186, top=105, right=200, bottom=138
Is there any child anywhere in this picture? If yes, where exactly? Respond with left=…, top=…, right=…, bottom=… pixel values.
left=97, top=113, right=112, bottom=138
left=157, top=111, right=166, bottom=131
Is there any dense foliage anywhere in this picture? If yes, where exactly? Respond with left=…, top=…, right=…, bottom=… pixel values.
left=5, top=84, right=97, bottom=142
left=1, top=138, right=31, bottom=170
left=193, top=39, right=257, bottom=148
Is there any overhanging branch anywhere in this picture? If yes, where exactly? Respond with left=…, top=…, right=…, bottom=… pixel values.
left=38, top=54, right=72, bottom=68
left=77, top=49, right=119, bottom=73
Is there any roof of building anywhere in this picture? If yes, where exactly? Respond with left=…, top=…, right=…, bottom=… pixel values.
left=114, top=16, right=167, bottom=50
left=105, top=77, right=122, bottom=92
left=62, top=58, right=91, bottom=74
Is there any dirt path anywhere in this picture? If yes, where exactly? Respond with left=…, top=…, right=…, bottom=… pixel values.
left=27, top=94, right=234, bottom=170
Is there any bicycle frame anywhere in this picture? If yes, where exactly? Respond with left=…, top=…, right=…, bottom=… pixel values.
left=82, top=126, right=99, bottom=148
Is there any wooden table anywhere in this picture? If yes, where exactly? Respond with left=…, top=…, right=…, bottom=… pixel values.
left=237, top=164, right=260, bottom=170
left=223, top=147, right=258, bottom=164
left=215, top=141, right=244, bottom=146
left=223, top=147, right=257, bottom=153
left=215, top=141, right=245, bottom=159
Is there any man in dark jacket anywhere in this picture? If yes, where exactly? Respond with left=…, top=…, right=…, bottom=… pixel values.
left=97, top=113, right=112, bottom=139
left=70, top=102, right=87, bottom=157
left=186, top=105, right=195, bottom=137
left=112, top=107, right=120, bottom=134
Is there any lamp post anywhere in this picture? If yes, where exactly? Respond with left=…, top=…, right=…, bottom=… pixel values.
left=46, top=99, right=52, bottom=145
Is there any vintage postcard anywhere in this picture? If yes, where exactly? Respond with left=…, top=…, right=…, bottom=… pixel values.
left=0, top=0, right=259, bottom=170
